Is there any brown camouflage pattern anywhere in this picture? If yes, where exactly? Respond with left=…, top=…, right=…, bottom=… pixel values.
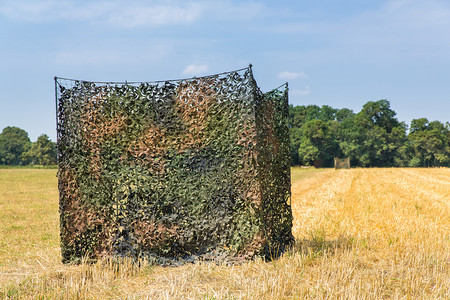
left=334, top=157, right=351, bottom=169
left=55, top=67, right=293, bottom=265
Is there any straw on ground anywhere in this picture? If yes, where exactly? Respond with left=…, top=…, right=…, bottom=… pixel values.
left=0, top=168, right=449, bottom=299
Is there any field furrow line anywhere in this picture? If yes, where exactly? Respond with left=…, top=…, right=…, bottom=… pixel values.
left=399, top=168, right=450, bottom=187
left=291, top=169, right=354, bottom=239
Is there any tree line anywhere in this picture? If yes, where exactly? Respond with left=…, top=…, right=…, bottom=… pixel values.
left=290, top=100, right=450, bottom=167
left=1, top=99, right=449, bottom=167
left=0, top=127, right=56, bottom=166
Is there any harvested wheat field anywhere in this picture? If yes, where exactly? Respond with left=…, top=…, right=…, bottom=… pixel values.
left=0, top=168, right=449, bottom=299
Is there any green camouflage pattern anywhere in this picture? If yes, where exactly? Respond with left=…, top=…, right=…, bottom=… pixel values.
left=334, top=157, right=351, bottom=169
left=55, top=66, right=293, bottom=265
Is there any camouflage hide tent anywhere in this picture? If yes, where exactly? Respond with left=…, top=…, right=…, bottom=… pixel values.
left=55, top=66, right=294, bottom=265
left=334, top=157, right=351, bottom=169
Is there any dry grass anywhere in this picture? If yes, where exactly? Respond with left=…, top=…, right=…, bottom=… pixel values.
left=0, top=167, right=449, bottom=299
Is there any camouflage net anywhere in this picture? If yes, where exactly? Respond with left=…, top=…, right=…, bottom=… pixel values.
left=55, top=66, right=293, bottom=265
left=334, top=157, right=351, bottom=169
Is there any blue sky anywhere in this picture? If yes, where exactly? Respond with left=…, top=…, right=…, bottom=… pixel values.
left=1, top=0, right=449, bottom=141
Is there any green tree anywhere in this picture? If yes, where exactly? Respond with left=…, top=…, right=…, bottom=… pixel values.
left=319, top=105, right=341, bottom=122
left=391, top=125, right=411, bottom=167
left=408, top=119, right=450, bottom=167
left=289, top=126, right=302, bottom=165
left=355, top=100, right=399, bottom=132
left=339, top=100, right=406, bottom=167
left=410, top=118, right=429, bottom=133
left=23, top=134, right=57, bottom=165
left=289, top=105, right=353, bottom=166
left=288, top=101, right=449, bottom=168
left=0, top=126, right=31, bottom=165
left=288, top=105, right=307, bottom=129
left=297, top=119, right=340, bottom=167
left=288, top=105, right=322, bottom=128
left=335, top=108, right=354, bottom=123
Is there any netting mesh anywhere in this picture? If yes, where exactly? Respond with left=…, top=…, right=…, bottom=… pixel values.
left=334, top=157, right=351, bottom=169
left=56, top=66, right=293, bottom=265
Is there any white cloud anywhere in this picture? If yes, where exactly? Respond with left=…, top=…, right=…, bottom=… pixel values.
left=182, top=64, right=209, bottom=76
left=291, top=86, right=311, bottom=97
left=278, top=71, right=307, bottom=80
